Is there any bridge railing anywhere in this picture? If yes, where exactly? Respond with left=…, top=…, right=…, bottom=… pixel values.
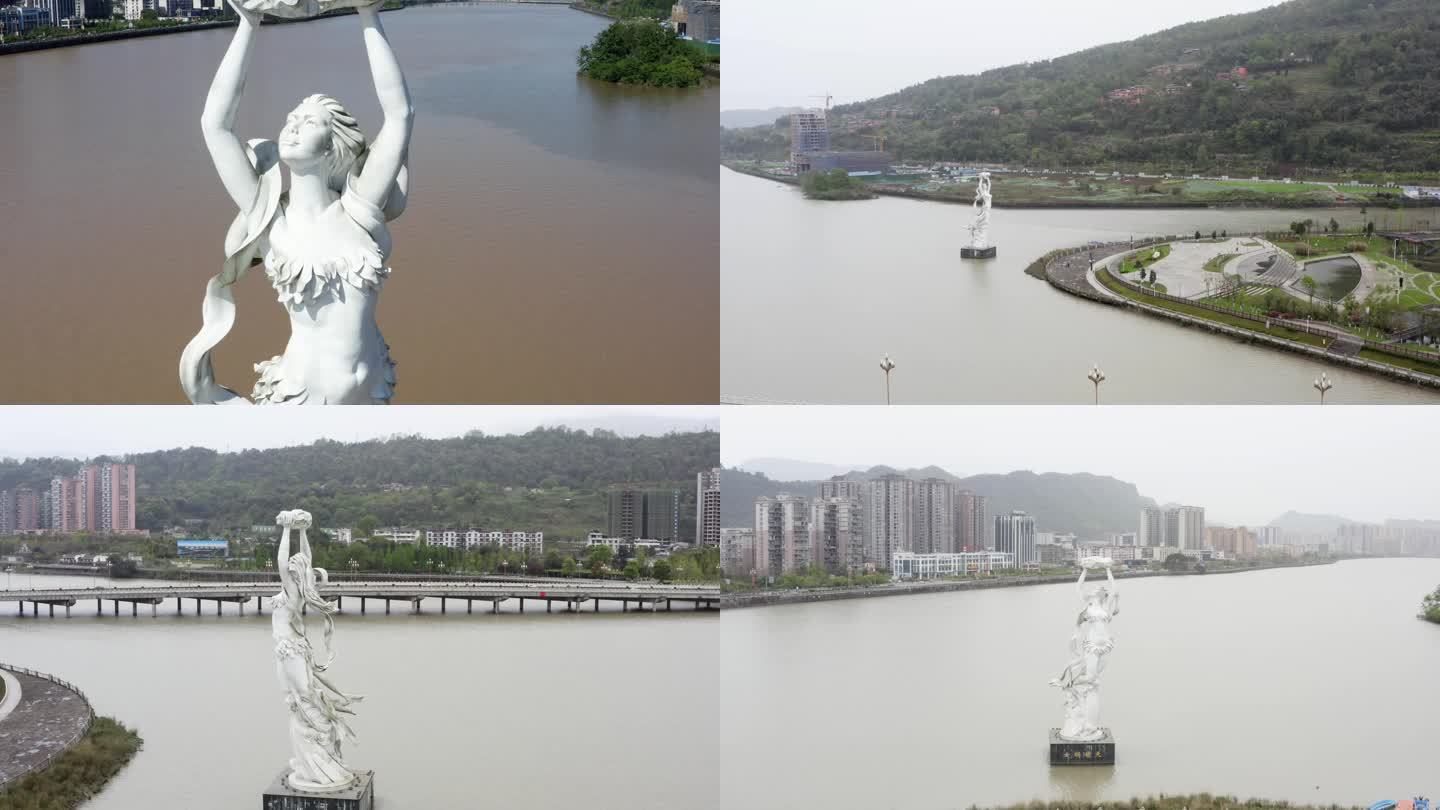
left=0, top=663, right=94, bottom=791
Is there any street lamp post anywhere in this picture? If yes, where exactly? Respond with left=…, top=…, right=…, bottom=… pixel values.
left=1087, top=364, right=1106, bottom=405
left=1313, top=372, right=1333, bottom=405
left=879, top=354, right=896, bottom=405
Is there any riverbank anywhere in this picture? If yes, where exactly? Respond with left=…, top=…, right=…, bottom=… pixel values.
left=722, top=559, right=1338, bottom=609
left=0, top=2, right=396, bottom=56
left=0, top=717, right=142, bottom=809
left=21, top=563, right=718, bottom=585
left=721, top=161, right=1439, bottom=210
left=984, top=797, right=1359, bottom=810
left=1037, top=237, right=1440, bottom=391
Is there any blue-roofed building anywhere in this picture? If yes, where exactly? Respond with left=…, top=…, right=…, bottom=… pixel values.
left=177, top=539, right=229, bottom=558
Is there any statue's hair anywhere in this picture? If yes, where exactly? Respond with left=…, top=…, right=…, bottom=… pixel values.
left=298, top=94, right=367, bottom=192
left=285, top=549, right=340, bottom=670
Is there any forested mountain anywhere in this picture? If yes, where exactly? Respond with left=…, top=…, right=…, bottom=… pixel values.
left=722, top=0, right=1440, bottom=176
left=722, top=466, right=1156, bottom=541
left=0, top=428, right=718, bottom=541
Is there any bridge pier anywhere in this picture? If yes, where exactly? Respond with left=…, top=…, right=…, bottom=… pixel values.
left=195, top=599, right=200, bottom=616
left=337, top=596, right=342, bottom=612
left=546, top=600, right=552, bottom=613
left=667, top=599, right=672, bottom=611
left=622, top=600, right=627, bottom=613
left=151, top=603, right=156, bottom=617
left=385, top=599, right=391, bottom=615
left=216, top=601, right=222, bottom=616
left=467, top=599, right=472, bottom=614
left=413, top=599, right=421, bottom=615
left=113, top=601, right=118, bottom=616
left=239, top=601, right=245, bottom=616
left=66, top=604, right=71, bottom=618
left=491, top=600, right=499, bottom=614
left=361, top=597, right=366, bottom=615
left=131, top=602, right=136, bottom=617
left=519, top=598, right=524, bottom=613
left=441, top=597, right=446, bottom=614
left=48, top=603, right=54, bottom=618
left=257, top=596, right=263, bottom=616
left=97, top=599, right=101, bottom=617
left=593, top=600, right=598, bottom=613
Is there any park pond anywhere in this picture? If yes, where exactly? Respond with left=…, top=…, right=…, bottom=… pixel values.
left=1300, top=255, right=1363, bottom=300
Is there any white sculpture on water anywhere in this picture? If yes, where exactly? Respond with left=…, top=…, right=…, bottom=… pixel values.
left=1049, top=557, right=1119, bottom=742
left=968, top=172, right=992, bottom=250
left=180, top=0, right=413, bottom=404
left=271, top=509, right=363, bottom=791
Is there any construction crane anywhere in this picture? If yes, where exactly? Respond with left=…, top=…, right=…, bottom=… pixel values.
left=863, top=134, right=887, bottom=152
left=808, top=93, right=834, bottom=112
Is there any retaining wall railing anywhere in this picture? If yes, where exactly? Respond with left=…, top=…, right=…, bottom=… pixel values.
left=0, top=663, right=95, bottom=791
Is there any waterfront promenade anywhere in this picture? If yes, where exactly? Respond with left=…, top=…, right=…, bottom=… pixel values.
left=0, top=665, right=92, bottom=787
left=0, top=580, right=721, bottom=617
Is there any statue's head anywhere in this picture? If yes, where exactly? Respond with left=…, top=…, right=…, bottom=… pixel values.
left=1089, top=586, right=1108, bottom=604
left=278, top=94, right=366, bottom=191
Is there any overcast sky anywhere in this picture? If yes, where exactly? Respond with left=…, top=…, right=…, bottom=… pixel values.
left=721, top=406, right=1437, bottom=526
left=0, top=407, right=718, bottom=460
left=722, top=0, right=1286, bottom=111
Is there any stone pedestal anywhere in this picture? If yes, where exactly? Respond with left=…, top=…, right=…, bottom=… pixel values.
left=262, top=770, right=375, bottom=810
left=1048, top=729, right=1115, bottom=766
left=961, top=246, right=997, bottom=259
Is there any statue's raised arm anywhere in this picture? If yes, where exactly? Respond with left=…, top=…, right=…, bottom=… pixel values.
left=275, top=511, right=293, bottom=591
left=200, top=0, right=263, bottom=211
left=350, top=1, right=413, bottom=211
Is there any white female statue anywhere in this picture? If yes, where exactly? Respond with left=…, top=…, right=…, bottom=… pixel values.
left=272, top=509, right=363, bottom=791
left=1049, top=557, right=1119, bottom=741
left=180, top=0, right=413, bottom=404
left=969, top=172, right=992, bottom=250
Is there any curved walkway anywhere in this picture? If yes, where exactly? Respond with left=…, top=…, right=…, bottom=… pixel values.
left=0, top=668, right=92, bottom=786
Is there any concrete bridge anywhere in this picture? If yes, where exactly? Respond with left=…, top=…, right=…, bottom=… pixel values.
left=0, top=581, right=720, bottom=618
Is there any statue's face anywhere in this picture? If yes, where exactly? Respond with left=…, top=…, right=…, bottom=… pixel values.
left=279, top=102, right=333, bottom=168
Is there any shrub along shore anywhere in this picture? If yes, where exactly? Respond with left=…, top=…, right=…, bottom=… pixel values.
left=0, top=717, right=142, bottom=810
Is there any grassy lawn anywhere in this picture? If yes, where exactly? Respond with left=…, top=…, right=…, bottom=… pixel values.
left=1358, top=348, right=1440, bottom=374
left=0, top=716, right=142, bottom=810
left=1204, top=252, right=1239, bottom=273
left=1120, top=243, right=1171, bottom=274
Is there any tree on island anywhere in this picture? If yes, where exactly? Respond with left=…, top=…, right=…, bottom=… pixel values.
left=1421, top=586, right=1440, bottom=624
left=576, top=20, right=710, bottom=88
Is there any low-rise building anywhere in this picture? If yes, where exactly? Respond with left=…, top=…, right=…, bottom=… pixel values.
left=424, top=529, right=544, bottom=555
left=891, top=551, right=1015, bottom=580
left=372, top=527, right=421, bottom=544
left=720, top=527, right=755, bottom=577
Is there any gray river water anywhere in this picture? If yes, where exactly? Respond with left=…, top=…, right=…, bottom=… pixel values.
left=720, top=558, right=1440, bottom=809
left=0, top=573, right=718, bottom=809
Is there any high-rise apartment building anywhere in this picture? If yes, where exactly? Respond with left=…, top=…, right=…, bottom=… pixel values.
left=42, top=463, right=137, bottom=534
left=696, top=469, right=721, bottom=548
left=607, top=488, right=680, bottom=542
left=15, top=487, right=40, bottom=532
left=754, top=494, right=810, bottom=576
left=643, top=489, right=679, bottom=542
left=1139, top=506, right=1164, bottom=547
left=957, top=490, right=989, bottom=551
left=994, top=510, right=1037, bottom=566
left=1166, top=505, right=1205, bottom=550
left=913, top=477, right=956, bottom=554
left=810, top=496, right=864, bottom=573
left=0, top=490, right=13, bottom=534
left=867, top=474, right=914, bottom=568
left=720, top=528, right=755, bottom=578
left=818, top=479, right=864, bottom=500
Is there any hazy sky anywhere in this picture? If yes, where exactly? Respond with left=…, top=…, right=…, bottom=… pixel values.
left=722, top=0, right=1285, bottom=111
left=721, top=406, right=1438, bottom=526
left=0, top=406, right=718, bottom=460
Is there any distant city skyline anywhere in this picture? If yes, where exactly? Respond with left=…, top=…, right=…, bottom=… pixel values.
left=723, top=0, right=1286, bottom=111
left=0, top=406, right=719, bottom=461
left=721, top=406, right=1440, bottom=526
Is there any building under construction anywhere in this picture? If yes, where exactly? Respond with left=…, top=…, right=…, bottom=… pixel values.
left=789, top=107, right=891, bottom=176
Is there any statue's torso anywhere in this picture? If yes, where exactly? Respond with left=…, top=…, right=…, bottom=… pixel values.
left=253, top=197, right=395, bottom=404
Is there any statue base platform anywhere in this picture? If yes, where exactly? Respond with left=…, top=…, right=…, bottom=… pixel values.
left=262, top=770, right=374, bottom=810
left=961, top=246, right=997, bottom=259
left=1049, top=729, right=1115, bottom=766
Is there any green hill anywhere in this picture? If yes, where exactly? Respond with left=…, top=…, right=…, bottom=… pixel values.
left=723, top=0, right=1440, bottom=179
left=0, top=428, right=717, bottom=543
